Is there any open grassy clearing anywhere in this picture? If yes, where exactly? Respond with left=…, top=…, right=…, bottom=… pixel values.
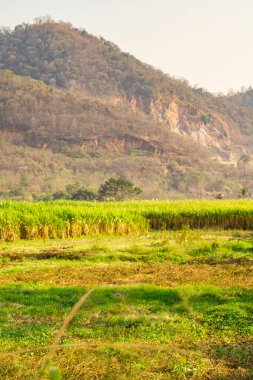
left=1, top=284, right=253, bottom=379
left=0, top=230, right=253, bottom=288
left=0, top=229, right=253, bottom=379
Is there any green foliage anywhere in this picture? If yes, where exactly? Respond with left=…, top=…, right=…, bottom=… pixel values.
left=0, top=200, right=252, bottom=242
left=0, top=229, right=253, bottom=379
left=48, top=367, right=62, bottom=380
left=52, top=191, right=69, bottom=200
left=70, top=188, right=98, bottom=201
left=50, top=185, right=98, bottom=201
left=1, top=282, right=253, bottom=378
left=8, top=184, right=24, bottom=198
left=65, top=183, right=81, bottom=196
left=33, top=193, right=53, bottom=202
left=98, top=177, right=142, bottom=201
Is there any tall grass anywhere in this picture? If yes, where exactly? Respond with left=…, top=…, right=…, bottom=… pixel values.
left=0, top=200, right=253, bottom=241
left=0, top=201, right=149, bottom=241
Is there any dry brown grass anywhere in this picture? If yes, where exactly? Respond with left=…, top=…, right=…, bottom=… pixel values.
left=1, top=338, right=252, bottom=380
left=1, top=262, right=252, bottom=288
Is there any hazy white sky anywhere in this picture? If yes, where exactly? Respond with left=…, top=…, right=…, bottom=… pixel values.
left=1, top=0, right=253, bottom=93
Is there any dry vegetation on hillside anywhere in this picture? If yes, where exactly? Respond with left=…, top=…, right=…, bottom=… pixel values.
left=0, top=21, right=253, bottom=198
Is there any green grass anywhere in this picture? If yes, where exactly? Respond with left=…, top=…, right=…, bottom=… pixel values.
left=0, top=284, right=253, bottom=379
left=0, top=284, right=252, bottom=344
left=0, top=230, right=253, bottom=379
left=0, top=229, right=252, bottom=266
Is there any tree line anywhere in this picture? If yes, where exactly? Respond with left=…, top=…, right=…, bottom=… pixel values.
left=32, top=177, right=143, bottom=202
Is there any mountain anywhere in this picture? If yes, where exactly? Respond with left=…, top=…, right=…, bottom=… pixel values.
left=0, top=20, right=252, bottom=199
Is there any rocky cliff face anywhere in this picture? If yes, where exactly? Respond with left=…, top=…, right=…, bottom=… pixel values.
left=0, top=21, right=246, bottom=164
left=1, top=21, right=253, bottom=198
left=149, top=98, right=231, bottom=150
left=115, top=95, right=234, bottom=160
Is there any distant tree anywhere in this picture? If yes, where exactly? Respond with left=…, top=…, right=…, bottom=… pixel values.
left=215, top=193, right=224, bottom=200
left=98, top=177, right=142, bottom=201
left=65, top=183, right=81, bottom=196
left=71, top=188, right=98, bottom=201
left=8, top=184, right=24, bottom=199
left=52, top=191, right=69, bottom=200
left=32, top=193, right=52, bottom=202
left=238, top=185, right=251, bottom=199
left=34, top=16, right=54, bottom=25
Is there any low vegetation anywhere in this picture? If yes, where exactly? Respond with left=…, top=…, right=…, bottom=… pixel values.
left=0, top=229, right=252, bottom=379
left=0, top=200, right=253, bottom=242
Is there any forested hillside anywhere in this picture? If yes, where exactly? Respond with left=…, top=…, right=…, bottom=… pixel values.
left=0, top=20, right=253, bottom=199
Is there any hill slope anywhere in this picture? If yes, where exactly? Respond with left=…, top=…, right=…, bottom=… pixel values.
left=0, top=21, right=252, bottom=198
left=0, top=22, right=237, bottom=154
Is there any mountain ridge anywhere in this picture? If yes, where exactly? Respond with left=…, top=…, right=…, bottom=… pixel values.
left=0, top=20, right=252, bottom=199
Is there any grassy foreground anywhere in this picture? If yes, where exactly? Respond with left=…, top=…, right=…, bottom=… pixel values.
left=1, top=200, right=253, bottom=241
left=0, top=229, right=253, bottom=379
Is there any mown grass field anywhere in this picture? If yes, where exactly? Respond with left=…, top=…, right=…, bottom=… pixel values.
left=0, top=201, right=253, bottom=379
